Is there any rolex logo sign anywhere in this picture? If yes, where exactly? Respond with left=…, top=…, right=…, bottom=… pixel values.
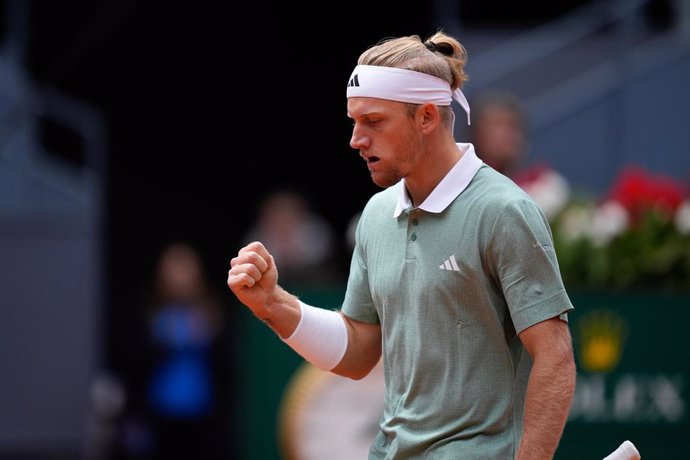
left=559, top=293, right=689, bottom=456
left=576, top=308, right=628, bottom=373
left=567, top=303, right=687, bottom=425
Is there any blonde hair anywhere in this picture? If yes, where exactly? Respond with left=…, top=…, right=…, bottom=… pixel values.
left=357, top=30, right=469, bottom=125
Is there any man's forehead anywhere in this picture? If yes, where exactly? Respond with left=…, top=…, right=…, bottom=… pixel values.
left=347, top=97, right=404, bottom=118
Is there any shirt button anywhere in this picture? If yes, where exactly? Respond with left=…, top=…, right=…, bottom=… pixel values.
left=411, top=233, right=417, bottom=241
left=412, top=218, right=419, bottom=226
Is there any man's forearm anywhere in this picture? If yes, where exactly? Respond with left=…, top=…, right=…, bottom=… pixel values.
left=517, top=346, right=576, bottom=460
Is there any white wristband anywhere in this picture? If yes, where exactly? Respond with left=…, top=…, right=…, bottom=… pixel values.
left=602, top=440, right=641, bottom=460
left=282, top=301, right=348, bottom=371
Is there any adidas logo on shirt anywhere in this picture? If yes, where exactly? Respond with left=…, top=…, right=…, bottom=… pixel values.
left=348, top=74, right=360, bottom=87
left=439, top=254, right=461, bottom=272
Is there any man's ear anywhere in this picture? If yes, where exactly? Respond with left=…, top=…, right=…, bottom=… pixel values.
left=418, top=103, right=441, bottom=134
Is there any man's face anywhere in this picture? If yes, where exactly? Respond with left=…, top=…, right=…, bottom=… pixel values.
left=347, top=97, right=422, bottom=188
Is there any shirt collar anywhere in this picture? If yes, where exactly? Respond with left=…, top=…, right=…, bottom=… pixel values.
left=393, top=143, right=483, bottom=217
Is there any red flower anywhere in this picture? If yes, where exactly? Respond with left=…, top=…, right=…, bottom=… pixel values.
left=513, top=162, right=552, bottom=189
left=607, top=166, right=687, bottom=224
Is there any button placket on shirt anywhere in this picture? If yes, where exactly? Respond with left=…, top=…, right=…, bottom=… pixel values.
left=410, top=214, right=419, bottom=241
left=404, top=210, right=421, bottom=261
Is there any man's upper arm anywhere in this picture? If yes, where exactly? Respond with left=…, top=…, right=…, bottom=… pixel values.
left=332, top=314, right=382, bottom=380
left=519, top=315, right=573, bottom=360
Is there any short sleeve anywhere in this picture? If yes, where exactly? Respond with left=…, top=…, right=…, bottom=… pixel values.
left=488, top=197, right=574, bottom=333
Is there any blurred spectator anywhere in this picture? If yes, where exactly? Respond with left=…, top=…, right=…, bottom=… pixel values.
left=117, top=241, right=231, bottom=460
left=470, top=89, right=570, bottom=220
left=241, top=189, right=342, bottom=287
left=470, top=89, right=530, bottom=179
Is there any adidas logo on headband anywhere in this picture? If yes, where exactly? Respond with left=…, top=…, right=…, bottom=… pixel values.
left=347, top=74, right=360, bottom=87
left=346, top=65, right=471, bottom=125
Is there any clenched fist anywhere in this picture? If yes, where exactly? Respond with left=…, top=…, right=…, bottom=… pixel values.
left=227, top=241, right=279, bottom=318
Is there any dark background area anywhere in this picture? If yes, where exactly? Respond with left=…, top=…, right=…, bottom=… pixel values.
left=25, top=1, right=397, bottom=374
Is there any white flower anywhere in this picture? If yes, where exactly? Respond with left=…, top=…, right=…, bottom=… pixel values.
left=675, top=201, right=690, bottom=235
left=558, top=204, right=594, bottom=242
left=522, top=170, right=571, bottom=221
left=587, top=201, right=630, bottom=246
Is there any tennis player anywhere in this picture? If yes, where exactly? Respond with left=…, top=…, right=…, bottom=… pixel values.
left=228, top=30, right=576, bottom=459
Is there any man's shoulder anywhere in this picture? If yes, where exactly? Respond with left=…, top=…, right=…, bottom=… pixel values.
left=463, top=167, right=546, bottom=221
left=468, top=166, right=532, bottom=203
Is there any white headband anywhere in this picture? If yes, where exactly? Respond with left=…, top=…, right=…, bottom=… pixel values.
left=346, top=65, right=471, bottom=125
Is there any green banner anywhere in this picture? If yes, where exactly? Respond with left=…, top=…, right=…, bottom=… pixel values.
left=557, top=290, right=690, bottom=459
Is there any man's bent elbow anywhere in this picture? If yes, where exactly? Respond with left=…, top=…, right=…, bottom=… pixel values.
left=332, top=354, right=381, bottom=381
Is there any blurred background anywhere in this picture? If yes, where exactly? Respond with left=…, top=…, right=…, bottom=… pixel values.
left=1, top=0, right=689, bottom=459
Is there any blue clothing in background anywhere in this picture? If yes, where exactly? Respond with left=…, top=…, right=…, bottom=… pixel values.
left=147, top=304, right=213, bottom=418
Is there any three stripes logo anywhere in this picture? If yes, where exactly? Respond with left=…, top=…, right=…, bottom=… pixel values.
left=439, top=254, right=461, bottom=272
left=348, top=74, right=360, bottom=87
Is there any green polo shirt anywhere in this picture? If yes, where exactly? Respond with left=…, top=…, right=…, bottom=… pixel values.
left=341, top=144, right=573, bottom=459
